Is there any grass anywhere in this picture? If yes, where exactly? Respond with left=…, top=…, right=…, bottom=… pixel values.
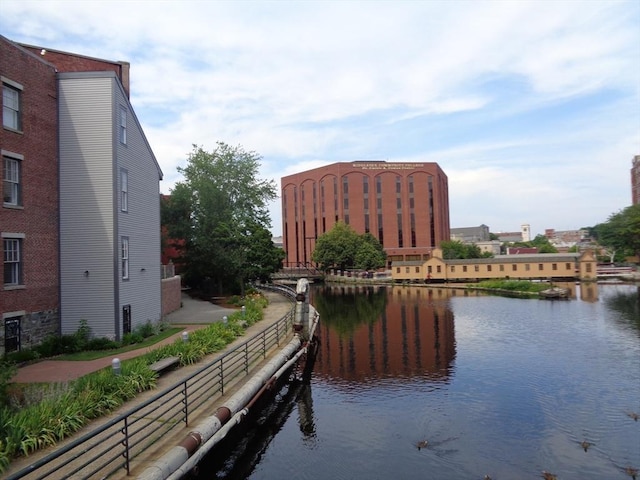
left=470, top=279, right=552, bottom=293
left=54, top=327, right=183, bottom=361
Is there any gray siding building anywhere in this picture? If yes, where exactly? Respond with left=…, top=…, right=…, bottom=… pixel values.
left=58, top=71, right=163, bottom=340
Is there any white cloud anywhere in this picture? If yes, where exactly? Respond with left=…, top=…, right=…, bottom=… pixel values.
left=2, top=0, right=638, bottom=236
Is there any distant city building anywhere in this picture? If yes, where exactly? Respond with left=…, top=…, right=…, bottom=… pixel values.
left=281, top=161, right=450, bottom=268
left=450, top=224, right=490, bottom=243
left=476, top=241, right=502, bottom=255
left=632, top=155, right=640, bottom=205
left=544, top=228, right=589, bottom=249
left=495, top=224, right=531, bottom=243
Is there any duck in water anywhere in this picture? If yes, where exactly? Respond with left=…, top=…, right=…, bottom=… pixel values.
left=625, top=466, right=638, bottom=480
left=627, top=412, right=639, bottom=421
left=416, top=440, right=428, bottom=450
left=542, top=472, right=557, bottom=480
left=580, top=440, right=594, bottom=452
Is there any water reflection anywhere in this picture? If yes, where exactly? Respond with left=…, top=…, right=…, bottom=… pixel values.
left=311, top=285, right=456, bottom=381
left=603, top=285, right=640, bottom=331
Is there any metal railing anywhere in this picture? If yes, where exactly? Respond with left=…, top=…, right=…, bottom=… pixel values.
left=7, top=301, right=295, bottom=480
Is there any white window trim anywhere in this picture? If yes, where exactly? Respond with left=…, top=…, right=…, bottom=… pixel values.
left=3, top=233, right=24, bottom=287
left=120, top=168, right=128, bottom=212
left=2, top=78, right=23, bottom=132
left=3, top=151, right=23, bottom=206
left=119, top=106, right=127, bottom=145
left=121, top=236, right=129, bottom=280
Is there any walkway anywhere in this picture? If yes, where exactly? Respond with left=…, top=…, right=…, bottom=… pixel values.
left=11, top=293, right=240, bottom=384
left=5, top=290, right=295, bottom=479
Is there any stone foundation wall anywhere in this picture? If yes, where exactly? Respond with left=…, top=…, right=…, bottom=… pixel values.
left=1, top=309, right=59, bottom=356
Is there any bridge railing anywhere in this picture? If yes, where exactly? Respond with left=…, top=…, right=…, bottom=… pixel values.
left=7, top=303, right=295, bottom=480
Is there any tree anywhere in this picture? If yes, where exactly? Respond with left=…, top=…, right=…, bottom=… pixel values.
left=592, top=204, right=640, bottom=261
left=162, top=143, right=279, bottom=294
left=440, top=240, right=487, bottom=259
left=312, top=222, right=386, bottom=271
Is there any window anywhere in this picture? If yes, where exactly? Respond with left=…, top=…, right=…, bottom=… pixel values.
left=525, top=264, right=530, bottom=271
left=463, top=266, right=467, bottom=272
left=396, top=267, right=400, bottom=274
left=499, top=265, right=504, bottom=272
left=2, top=82, right=22, bottom=131
left=565, top=263, right=571, bottom=270
left=120, top=169, right=128, bottom=212
left=119, top=107, right=127, bottom=145
left=405, top=267, right=409, bottom=273
left=436, top=265, right=441, bottom=273
left=552, top=263, right=557, bottom=271
left=474, top=265, right=479, bottom=272
left=3, top=236, right=23, bottom=286
left=539, top=264, right=543, bottom=270
left=487, top=265, right=492, bottom=272
left=512, top=264, right=518, bottom=271
left=451, top=266, right=455, bottom=272
left=3, top=152, right=22, bottom=205
left=121, top=237, right=129, bottom=279
left=415, top=267, right=420, bottom=273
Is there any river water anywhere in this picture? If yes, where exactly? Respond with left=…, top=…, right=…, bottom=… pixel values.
left=202, top=283, right=640, bottom=480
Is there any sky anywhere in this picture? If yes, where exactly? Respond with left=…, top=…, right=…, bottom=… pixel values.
left=2, top=0, right=639, bottom=237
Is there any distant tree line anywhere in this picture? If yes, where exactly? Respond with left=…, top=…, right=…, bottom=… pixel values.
left=587, top=204, right=640, bottom=262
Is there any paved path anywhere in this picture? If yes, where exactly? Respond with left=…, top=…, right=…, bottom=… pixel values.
left=11, top=292, right=273, bottom=384
left=5, top=290, right=295, bottom=479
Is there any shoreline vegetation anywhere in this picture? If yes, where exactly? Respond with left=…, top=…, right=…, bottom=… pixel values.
left=323, top=273, right=639, bottom=298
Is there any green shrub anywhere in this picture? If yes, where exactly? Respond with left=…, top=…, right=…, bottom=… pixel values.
left=4, top=349, right=39, bottom=364
left=122, top=332, right=144, bottom=346
left=86, top=338, right=119, bottom=351
left=135, top=321, right=156, bottom=339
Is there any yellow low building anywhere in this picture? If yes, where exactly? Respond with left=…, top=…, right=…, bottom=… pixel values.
left=392, top=249, right=597, bottom=283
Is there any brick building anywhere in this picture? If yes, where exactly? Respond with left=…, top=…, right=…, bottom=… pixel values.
left=1, top=37, right=60, bottom=352
left=632, top=154, right=640, bottom=205
left=1, top=36, right=162, bottom=353
left=281, top=161, right=450, bottom=268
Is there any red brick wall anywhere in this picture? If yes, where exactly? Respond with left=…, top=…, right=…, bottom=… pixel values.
left=1, top=38, right=59, bottom=314
left=20, top=44, right=130, bottom=97
left=162, top=276, right=182, bottom=316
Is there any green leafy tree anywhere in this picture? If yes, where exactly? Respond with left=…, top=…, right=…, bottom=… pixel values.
left=592, top=204, right=640, bottom=261
left=312, top=221, right=360, bottom=271
left=162, top=143, right=278, bottom=294
left=441, top=240, right=486, bottom=259
left=311, top=222, right=386, bottom=271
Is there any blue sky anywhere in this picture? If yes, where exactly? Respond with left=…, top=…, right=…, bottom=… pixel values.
left=2, top=0, right=639, bottom=237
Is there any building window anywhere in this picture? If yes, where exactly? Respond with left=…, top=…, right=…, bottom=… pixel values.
left=451, top=266, right=455, bottom=272
left=552, top=263, right=557, bottom=271
left=463, top=266, right=467, bottom=273
left=436, top=265, right=441, bottom=273
left=474, top=265, right=479, bottom=272
left=405, top=267, right=409, bottom=273
left=539, top=264, right=543, bottom=270
left=3, top=153, right=22, bottom=205
left=121, top=237, right=129, bottom=280
left=487, top=265, right=492, bottom=272
left=3, top=236, right=23, bottom=286
left=499, top=265, right=504, bottom=272
left=512, top=264, right=518, bottom=271
left=2, top=82, right=22, bottom=131
left=396, top=267, right=400, bottom=274
left=120, top=169, right=128, bottom=212
left=565, top=263, right=571, bottom=270
left=525, top=264, right=530, bottom=271
left=119, top=107, right=127, bottom=145
left=415, top=267, right=420, bottom=273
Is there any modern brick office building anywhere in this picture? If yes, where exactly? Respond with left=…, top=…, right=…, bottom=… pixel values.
left=281, top=161, right=450, bottom=268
